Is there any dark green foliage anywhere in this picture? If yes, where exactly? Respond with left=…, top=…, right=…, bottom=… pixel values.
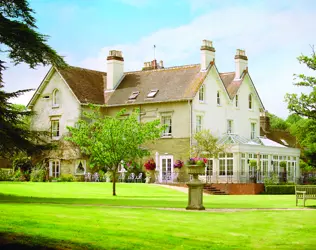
left=265, top=185, right=296, bottom=194
left=58, top=174, right=74, bottom=182
left=268, top=113, right=289, bottom=130
left=30, top=165, right=46, bottom=182
left=0, top=169, right=13, bottom=181
left=0, top=0, right=67, bottom=157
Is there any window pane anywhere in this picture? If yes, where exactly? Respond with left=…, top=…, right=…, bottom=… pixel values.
left=219, top=159, right=225, bottom=175
left=227, top=159, right=233, bottom=176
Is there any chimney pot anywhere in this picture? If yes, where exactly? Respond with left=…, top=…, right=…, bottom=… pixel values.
left=159, top=60, right=164, bottom=68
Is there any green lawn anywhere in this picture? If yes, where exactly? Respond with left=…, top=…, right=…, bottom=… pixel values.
left=0, top=182, right=316, bottom=249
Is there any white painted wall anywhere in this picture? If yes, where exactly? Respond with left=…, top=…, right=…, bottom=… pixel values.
left=30, top=70, right=81, bottom=138
left=192, top=67, right=261, bottom=139
left=107, top=60, right=124, bottom=90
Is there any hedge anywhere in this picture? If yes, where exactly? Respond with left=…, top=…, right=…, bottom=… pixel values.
left=265, top=185, right=296, bottom=194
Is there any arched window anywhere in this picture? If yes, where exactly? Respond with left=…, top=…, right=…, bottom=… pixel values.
left=217, top=91, right=221, bottom=106
left=248, top=94, right=252, bottom=109
left=52, top=89, right=59, bottom=107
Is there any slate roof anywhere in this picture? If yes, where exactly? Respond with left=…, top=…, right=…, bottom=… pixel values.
left=58, top=66, right=106, bottom=105
left=260, top=128, right=297, bottom=148
left=53, top=62, right=252, bottom=106
left=107, top=64, right=207, bottom=106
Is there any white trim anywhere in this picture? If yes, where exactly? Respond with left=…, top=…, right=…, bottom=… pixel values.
left=49, top=159, right=61, bottom=177
left=75, top=160, right=86, bottom=175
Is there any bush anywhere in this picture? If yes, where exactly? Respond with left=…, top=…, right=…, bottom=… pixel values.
left=265, top=185, right=296, bottom=194
left=12, top=169, right=29, bottom=181
left=59, top=174, right=74, bottom=182
left=30, top=166, right=46, bottom=182
left=0, top=169, right=13, bottom=181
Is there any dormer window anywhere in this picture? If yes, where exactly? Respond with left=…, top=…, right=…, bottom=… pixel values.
left=217, top=91, right=221, bottom=106
left=52, top=89, right=59, bottom=108
left=128, top=91, right=139, bottom=100
left=147, top=89, right=158, bottom=98
left=248, top=94, right=252, bottom=109
left=199, top=84, right=205, bottom=102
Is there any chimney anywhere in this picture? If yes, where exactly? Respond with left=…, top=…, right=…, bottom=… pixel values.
left=234, top=49, right=248, bottom=79
left=200, top=40, right=215, bottom=70
left=107, top=50, right=124, bottom=90
left=260, top=111, right=271, bottom=133
left=151, top=59, right=158, bottom=69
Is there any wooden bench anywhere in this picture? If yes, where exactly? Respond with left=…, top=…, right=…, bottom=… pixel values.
left=295, top=185, right=316, bottom=207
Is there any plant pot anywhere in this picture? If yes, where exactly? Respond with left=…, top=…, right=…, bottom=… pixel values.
left=186, top=165, right=205, bottom=183
left=146, top=170, right=156, bottom=183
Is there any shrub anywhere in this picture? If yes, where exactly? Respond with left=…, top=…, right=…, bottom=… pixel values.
left=265, top=185, right=296, bottom=194
left=306, top=176, right=316, bottom=184
left=59, top=174, right=74, bottom=182
left=143, top=159, right=156, bottom=171
left=12, top=169, right=29, bottom=181
left=30, top=166, right=46, bottom=182
left=0, top=169, right=13, bottom=181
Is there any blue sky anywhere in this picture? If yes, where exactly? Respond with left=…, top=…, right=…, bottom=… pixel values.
left=3, top=0, right=316, bottom=117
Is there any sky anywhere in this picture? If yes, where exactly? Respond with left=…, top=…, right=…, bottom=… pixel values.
left=2, top=0, right=316, bottom=118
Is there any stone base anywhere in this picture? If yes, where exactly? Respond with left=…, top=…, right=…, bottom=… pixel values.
left=186, top=182, right=205, bottom=210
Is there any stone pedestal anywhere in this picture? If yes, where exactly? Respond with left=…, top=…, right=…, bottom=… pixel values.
left=186, top=182, right=205, bottom=210
left=186, top=165, right=206, bottom=210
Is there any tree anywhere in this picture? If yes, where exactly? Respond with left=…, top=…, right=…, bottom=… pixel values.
left=192, top=129, right=227, bottom=158
left=66, top=107, right=165, bottom=196
left=268, top=113, right=289, bottom=130
left=0, top=0, right=67, bottom=156
left=285, top=48, right=316, bottom=119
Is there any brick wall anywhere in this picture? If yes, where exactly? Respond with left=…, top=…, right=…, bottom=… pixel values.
left=212, top=183, right=264, bottom=195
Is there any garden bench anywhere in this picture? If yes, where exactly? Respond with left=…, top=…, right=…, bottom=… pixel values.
left=295, top=185, right=316, bottom=207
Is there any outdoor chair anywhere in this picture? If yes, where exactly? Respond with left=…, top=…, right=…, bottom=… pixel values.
left=135, top=173, right=143, bottom=183
left=93, top=172, right=99, bottom=182
left=85, top=172, right=92, bottom=182
left=128, top=173, right=135, bottom=183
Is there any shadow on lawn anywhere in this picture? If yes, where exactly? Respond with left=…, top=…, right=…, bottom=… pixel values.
left=0, top=232, right=94, bottom=250
left=0, top=193, right=186, bottom=208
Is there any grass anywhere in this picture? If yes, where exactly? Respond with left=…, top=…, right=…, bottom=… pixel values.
left=1, top=182, right=316, bottom=249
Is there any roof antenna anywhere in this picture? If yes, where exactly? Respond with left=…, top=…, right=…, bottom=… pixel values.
left=153, top=45, right=156, bottom=60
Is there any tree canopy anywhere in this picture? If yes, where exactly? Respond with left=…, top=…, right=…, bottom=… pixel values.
left=66, top=107, right=165, bottom=195
left=285, top=48, right=316, bottom=119
left=0, top=0, right=67, bottom=157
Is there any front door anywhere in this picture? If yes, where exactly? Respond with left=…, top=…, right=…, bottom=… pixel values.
left=159, top=155, right=173, bottom=183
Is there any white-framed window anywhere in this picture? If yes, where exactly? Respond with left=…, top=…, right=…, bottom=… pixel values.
left=51, top=119, right=60, bottom=139
left=49, top=159, right=60, bottom=177
left=219, top=153, right=234, bottom=176
left=248, top=94, right=252, bottom=110
left=241, top=154, right=246, bottom=176
left=52, top=89, right=59, bottom=108
left=235, top=95, right=239, bottom=108
left=199, top=84, right=205, bottom=102
left=250, top=122, right=256, bottom=139
left=147, top=89, right=159, bottom=98
left=227, top=120, right=233, bottom=134
left=206, top=159, right=213, bottom=176
left=75, top=160, right=86, bottom=175
left=196, top=115, right=203, bottom=133
left=162, top=116, right=172, bottom=137
left=217, top=91, right=221, bottom=106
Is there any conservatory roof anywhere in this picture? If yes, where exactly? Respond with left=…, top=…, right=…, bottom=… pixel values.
left=218, top=134, right=287, bottom=148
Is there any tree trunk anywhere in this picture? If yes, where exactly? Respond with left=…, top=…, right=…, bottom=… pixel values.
left=112, top=170, right=116, bottom=196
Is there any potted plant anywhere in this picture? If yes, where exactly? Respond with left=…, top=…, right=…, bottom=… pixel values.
left=144, top=158, right=156, bottom=183
left=186, top=157, right=207, bottom=182
left=174, top=160, right=184, bottom=171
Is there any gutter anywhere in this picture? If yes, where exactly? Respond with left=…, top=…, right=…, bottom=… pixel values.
left=188, top=100, right=192, bottom=157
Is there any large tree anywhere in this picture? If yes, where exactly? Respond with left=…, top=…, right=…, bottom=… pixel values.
left=0, top=0, right=67, bottom=156
left=285, top=48, right=316, bottom=119
left=66, top=107, right=165, bottom=196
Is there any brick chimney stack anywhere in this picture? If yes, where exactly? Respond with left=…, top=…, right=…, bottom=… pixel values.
left=200, top=40, right=215, bottom=70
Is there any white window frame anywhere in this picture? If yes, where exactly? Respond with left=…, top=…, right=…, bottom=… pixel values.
left=52, top=89, right=60, bottom=108
left=75, top=160, right=86, bottom=175
left=251, top=122, right=256, bottom=140
left=159, top=155, right=174, bottom=183
left=51, top=118, right=60, bottom=140
left=219, top=153, right=234, bottom=176
left=217, top=91, right=221, bottom=106
left=161, top=115, right=172, bottom=137
left=227, top=120, right=233, bottom=134
left=49, top=159, right=60, bottom=177
left=196, top=115, right=203, bottom=133
left=199, top=84, right=205, bottom=103
left=248, top=94, right=253, bottom=110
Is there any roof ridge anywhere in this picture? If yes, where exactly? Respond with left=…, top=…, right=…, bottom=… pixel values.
left=124, top=63, right=200, bottom=75
left=67, top=66, right=106, bottom=74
